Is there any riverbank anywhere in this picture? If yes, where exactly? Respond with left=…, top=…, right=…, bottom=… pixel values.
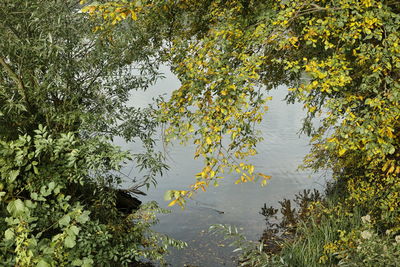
left=226, top=178, right=400, bottom=266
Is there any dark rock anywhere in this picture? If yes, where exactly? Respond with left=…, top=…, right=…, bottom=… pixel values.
left=115, top=189, right=142, bottom=214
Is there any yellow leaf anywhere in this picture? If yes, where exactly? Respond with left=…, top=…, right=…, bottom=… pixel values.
left=131, top=11, right=137, bottom=20
left=382, top=161, right=390, bottom=172
left=168, top=199, right=178, bottom=207
left=395, top=166, right=400, bottom=174
left=248, top=165, right=254, bottom=174
left=258, top=173, right=271, bottom=180
left=206, top=137, right=212, bottom=145
left=338, top=148, right=347, bottom=156
left=387, top=165, right=395, bottom=174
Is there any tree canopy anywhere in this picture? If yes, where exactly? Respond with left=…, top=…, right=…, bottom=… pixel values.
left=84, top=0, right=400, bottom=236
left=84, top=0, right=399, bottom=218
left=0, top=0, right=184, bottom=265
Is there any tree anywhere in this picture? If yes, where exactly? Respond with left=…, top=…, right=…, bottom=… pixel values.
left=82, top=0, right=278, bottom=206
left=84, top=0, right=399, bottom=234
left=268, top=0, right=400, bottom=231
left=0, top=0, right=184, bottom=265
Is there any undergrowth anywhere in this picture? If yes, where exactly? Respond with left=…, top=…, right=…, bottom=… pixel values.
left=211, top=181, right=400, bottom=266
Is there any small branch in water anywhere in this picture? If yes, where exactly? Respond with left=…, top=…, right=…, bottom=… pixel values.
left=120, top=182, right=147, bottom=196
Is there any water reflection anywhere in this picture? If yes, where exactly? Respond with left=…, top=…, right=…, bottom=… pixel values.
left=116, top=66, right=329, bottom=266
left=258, top=189, right=324, bottom=256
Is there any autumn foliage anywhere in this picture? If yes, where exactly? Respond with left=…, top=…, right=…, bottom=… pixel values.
left=83, top=0, right=400, bottom=263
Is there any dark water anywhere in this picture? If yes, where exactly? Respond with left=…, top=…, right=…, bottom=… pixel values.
left=116, top=66, right=329, bottom=266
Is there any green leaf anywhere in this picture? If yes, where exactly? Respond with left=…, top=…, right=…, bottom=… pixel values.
left=7, top=199, right=25, bottom=217
left=48, top=182, right=56, bottom=191
left=53, top=186, right=61, bottom=195
left=31, top=192, right=38, bottom=200
left=33, top=165, right=39, bottom=175
left=70, top=225, right=80, bottom=235
left=36, top=259, right=50, bottom=267
left=82, top=258, right=94, bottom=267
left=4, top=228, right=15, bottom=240
left=24, top=200, right=35, bottom=208
left=31, top=192, right=45, bottom=201
left=64, top=235, right=76, bottom=248
left=51, top=234, right=63, bottom=242
left=164, top=190, right=173, bottom=201
left=40, top=186, right=51, bottom=197
left=8, top=169, right=19, bottom=183
left=59, top=214, right=71, bottom=227
left=71, top=259, right=83, bottom=266
left=76, top=211, right=90, bottom=224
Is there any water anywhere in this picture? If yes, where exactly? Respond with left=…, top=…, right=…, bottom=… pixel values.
left=116, top=66, right=329, bottom=266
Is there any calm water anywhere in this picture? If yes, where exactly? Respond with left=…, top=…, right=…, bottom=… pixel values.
left=116, top=66, right=329, bottom=266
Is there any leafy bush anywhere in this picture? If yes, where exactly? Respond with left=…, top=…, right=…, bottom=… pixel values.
left=0, top=127, right=185, bottom=266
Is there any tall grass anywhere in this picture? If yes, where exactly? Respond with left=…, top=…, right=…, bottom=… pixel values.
left=276, top=202, right=363, bottom=266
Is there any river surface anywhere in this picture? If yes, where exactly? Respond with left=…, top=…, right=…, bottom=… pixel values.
left=116, top=66, right=329, bottom=266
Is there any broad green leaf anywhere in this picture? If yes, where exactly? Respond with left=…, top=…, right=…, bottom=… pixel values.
left=4, top=229, right=14, bottom=240
left=64, top=236, right=76, bottom=248
left=31, top=192, right=38, bottom=200
left=36, top=259, right=50, bottom=267
left=40, top=186, right=51, bottom=197
left=76, top=211, right=90, bottom=224
left=48, top=182, right=56, bottom=191
left=7, top=199, right=25, bottom=217
left=70, top=225, right=80, bottom=235
left=82, top=258, right=94, bottom=267
left=59, top=215, right=71, bottom=227
left=8, top=170, right=19, bottom=183
left=164, top=190, right=173, bottom=201
left=72, top=259, right=83, bottom=266
left=24, top=200, right=35, bottom=208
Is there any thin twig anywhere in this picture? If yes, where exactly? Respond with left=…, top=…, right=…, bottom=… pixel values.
left=0, top=57, right=26, bottom=101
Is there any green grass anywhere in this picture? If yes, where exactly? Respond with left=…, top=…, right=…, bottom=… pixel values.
left=276, top=204, right=363, bottom=267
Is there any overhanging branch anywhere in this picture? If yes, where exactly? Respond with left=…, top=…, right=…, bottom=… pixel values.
left=0, top=56, right=27, bottom=101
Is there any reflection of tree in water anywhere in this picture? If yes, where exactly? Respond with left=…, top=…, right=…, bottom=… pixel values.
left=259, top=189, right=323, bottom=254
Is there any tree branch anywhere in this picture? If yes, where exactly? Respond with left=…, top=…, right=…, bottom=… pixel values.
left=0, top=57, right=26, bottom=101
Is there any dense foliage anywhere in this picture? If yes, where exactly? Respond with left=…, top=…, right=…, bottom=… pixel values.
left=84, top=0, right=400, bottom=264
left=0, top=0, right=184, bottom=266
